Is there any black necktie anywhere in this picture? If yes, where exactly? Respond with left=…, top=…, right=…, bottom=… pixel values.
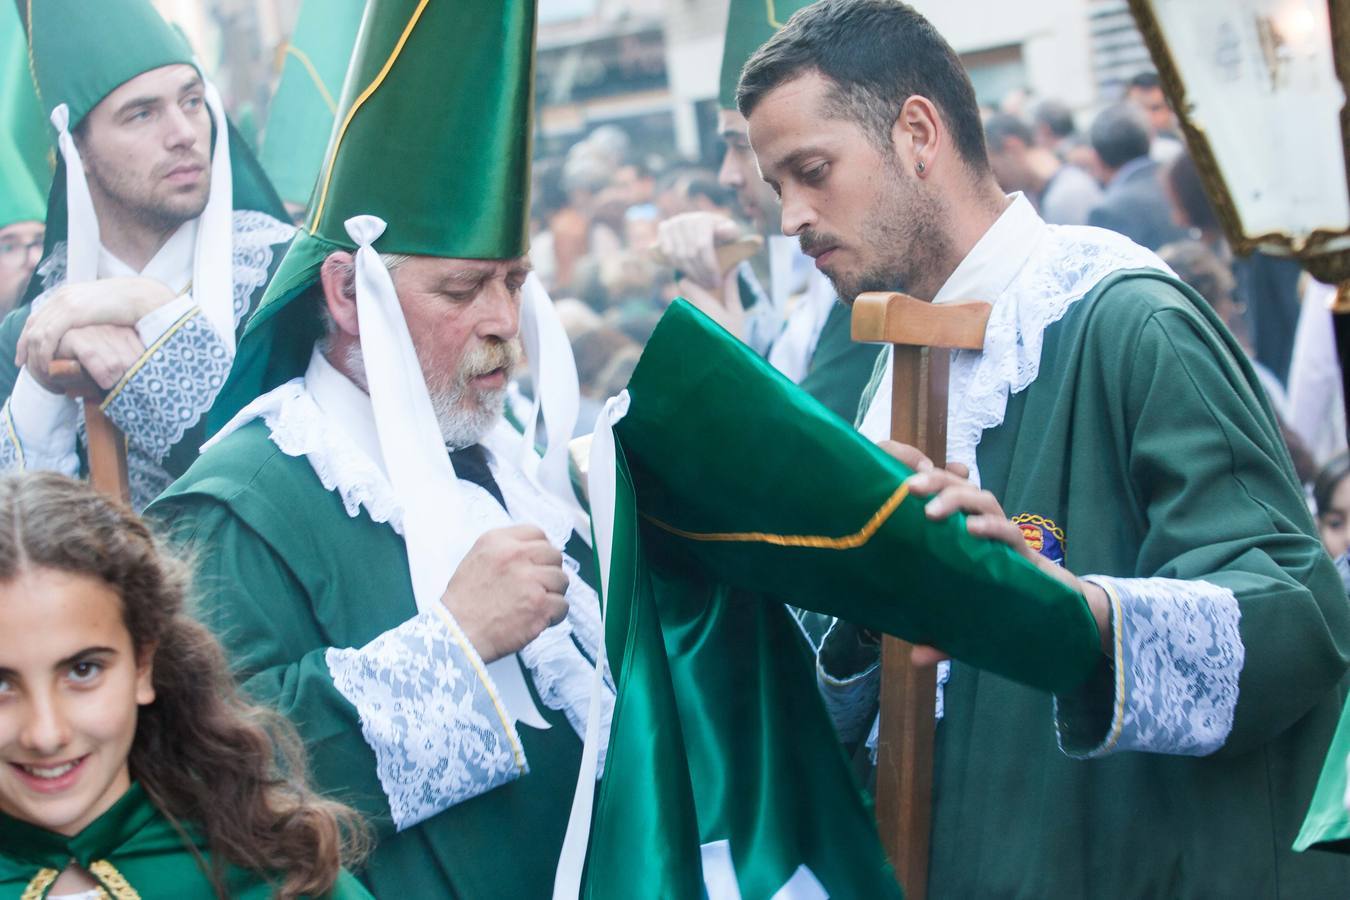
left=449, top=444, right=506, bottom=508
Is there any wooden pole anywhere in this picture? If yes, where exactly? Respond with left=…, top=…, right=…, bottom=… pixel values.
left=46, top=359, right=130, bottom=504
left=851, top=291, right=991, bottom=900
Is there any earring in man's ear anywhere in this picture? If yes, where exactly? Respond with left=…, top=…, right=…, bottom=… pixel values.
left=916, top=160, right=926, bottom=174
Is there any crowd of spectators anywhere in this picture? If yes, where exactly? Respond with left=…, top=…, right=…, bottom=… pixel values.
left=528, top=73, right=1346, bottom=531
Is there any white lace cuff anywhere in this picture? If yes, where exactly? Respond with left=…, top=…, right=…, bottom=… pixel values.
left=5, top=372, right=80, bottom=472
left=102, top=307, right=232, bottom=462
left=135, top=294, right=198, bottom=346
left=325, top=608, right=528, bottom=831
left=1056, top=575, right=1244, bottom=759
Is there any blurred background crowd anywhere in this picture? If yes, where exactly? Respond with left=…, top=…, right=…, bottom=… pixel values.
left=3, top=0, right=1347, bottom=558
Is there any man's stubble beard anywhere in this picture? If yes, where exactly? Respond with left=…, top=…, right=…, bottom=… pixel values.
left=815, top=155, right=950, bottom=304
left=345, top=337, right=524, bottom=448
left=82, top=144, right=211, bottom=235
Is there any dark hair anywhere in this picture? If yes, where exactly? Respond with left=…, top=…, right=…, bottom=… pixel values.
left=1033, top=99, right=1075, bottom=140
left=1157, top=240, right=1235, bottom=307
left=0, top=474, right=368, bottom=899
left=1164, top=151, right=1218, bottom=232
left=736, top=0, right=989, bottom=172
left=1127, top=70, right=1161, bottom=91
left=983, top=113, right=1034, bottom=151
left=1315, top=452, right=1350, bottom=518
left=685, top=176, right=735, bottom=209
left=1089, top=103, right=1151, bottom=170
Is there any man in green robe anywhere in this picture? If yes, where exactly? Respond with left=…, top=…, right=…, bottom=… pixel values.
left=0, top=3, right=48, bottom=316
left=149, top=1, right=612, bottom=896
left=0, top=0, right=291, bottom=510
left=654, top=0, right=879, bottom=426
left=731, top=0, right=1350, bottom=894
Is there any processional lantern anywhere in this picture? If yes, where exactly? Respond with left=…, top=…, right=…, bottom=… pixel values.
left=1130, top=0, right=1350, bottom=436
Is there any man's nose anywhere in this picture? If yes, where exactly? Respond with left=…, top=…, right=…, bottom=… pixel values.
left=476, top=279, right=521, bottom=340
left=718, top=150, right=743, bottom=189
left=163, top=105, right=200, bottom=151
left=780, top=187, right=814, bottom=237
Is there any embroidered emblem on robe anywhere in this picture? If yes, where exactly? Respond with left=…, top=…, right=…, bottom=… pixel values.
left=1012, top=513, right=1066, bottom=565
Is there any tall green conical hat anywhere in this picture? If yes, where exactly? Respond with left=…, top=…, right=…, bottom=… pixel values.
left=17, top=0, right=286, bottom=328
left=0, top=3, right=47, bottom=228
left=212, top=0, right=539, bottom=430
left=259, top=0, right=367, bottom=208
left=24, top=0, right=192, bottom=129
left=719, top=0, right=816, bottom=109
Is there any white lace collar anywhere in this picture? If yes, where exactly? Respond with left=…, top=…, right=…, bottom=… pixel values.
left=859, top=194, right=1168, bottom=484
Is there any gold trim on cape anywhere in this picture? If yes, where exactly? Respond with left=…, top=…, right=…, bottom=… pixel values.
left=20, top=868, right=59, bottom=900
left=644, top=483, right=910, bottom=549
left=88, top=860, right=140, bottom=900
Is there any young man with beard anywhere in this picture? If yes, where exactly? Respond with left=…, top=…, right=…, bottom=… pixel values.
left=737, top=0, right=1350, bottom=895
left=149, top=1, right=610, bottom=896
left=0, top=0, right=292, bottom=510
left=655, top=0, right=880, bottom=425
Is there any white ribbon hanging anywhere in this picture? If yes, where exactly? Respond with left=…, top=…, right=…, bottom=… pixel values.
left=346, top=214, right=548, bottom=730
left=519, top=273, right=590, bottom=540
left=194, top=70, right=238, bottom=353
left=50, top=104, right=100, bottom=285
left=552, top=390, right=628, bottom=900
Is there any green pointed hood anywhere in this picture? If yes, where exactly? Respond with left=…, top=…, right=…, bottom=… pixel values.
left=0, top=3, right=48, bottom=228
left=210, top=0, right=539, bottom=432
left=719, top=0, right=816, bottom=109
left=259, top=0, right=367, bottom=208
left=25, top=0, right=193, bottom=130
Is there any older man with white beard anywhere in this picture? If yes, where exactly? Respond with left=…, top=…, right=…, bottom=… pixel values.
left=147, top=1, right=611, bottom=896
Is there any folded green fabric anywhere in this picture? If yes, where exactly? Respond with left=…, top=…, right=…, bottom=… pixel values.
left=616, top=299, right=1101, bottom=694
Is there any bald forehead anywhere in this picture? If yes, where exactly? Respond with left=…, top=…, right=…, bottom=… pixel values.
left=399, top=254, right=532, bottom=290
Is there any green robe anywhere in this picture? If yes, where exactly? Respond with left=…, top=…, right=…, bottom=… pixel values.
left=149, top=421, right=590, bottom=899
left=797, top=300, right=882, bottom=423
left=0, top=782, right=371, bottom=899
left=919, top=271, right=1350, bottom=896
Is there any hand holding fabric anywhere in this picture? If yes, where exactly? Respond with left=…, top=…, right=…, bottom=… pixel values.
left=440, top=523, right=570, bottom=662
left=877, top=439, right=1113, bottom=660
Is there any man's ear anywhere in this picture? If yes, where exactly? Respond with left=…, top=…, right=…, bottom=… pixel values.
left=319, top=251, right=360, bottom=337
left=891, top=95, right=943, bottom=176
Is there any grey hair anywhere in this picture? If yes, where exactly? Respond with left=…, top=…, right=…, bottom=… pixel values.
left=317, top=252, right=411, bottom=349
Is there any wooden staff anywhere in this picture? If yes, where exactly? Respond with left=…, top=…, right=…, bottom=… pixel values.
left=851, top=291, right=991, bottom=900
left=46, top=359, right=130, bottom=503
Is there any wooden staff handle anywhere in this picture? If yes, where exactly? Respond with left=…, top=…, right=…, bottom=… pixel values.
left=45, top=360, right=130, bottom=503
left=650, top=234, right=765, bottom=276
left=851, top=291, right=992, bottom=900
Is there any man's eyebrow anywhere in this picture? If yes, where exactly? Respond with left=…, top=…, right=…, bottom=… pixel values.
left=114, top=96, right=162, bottom=116
left=177, top=75, right=204, bottom=96
left=768, top=146, right=828, bottom=176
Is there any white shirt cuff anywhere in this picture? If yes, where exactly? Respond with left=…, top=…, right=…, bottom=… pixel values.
left=9, top=368, right=80, bottom=462
left=134, top=294, right=198, bottom=347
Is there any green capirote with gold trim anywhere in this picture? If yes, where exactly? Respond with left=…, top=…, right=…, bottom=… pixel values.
left=718, top=0, right=815, bottom=109
left=258, top=0, right=367, bottom=208
left=15, top=0, right=287, bottom=306
left=209, top=0, right=538, bottom=434
left=0, top=782, right=373, bottom=899
left=0, top=2, right=47, bottom=229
